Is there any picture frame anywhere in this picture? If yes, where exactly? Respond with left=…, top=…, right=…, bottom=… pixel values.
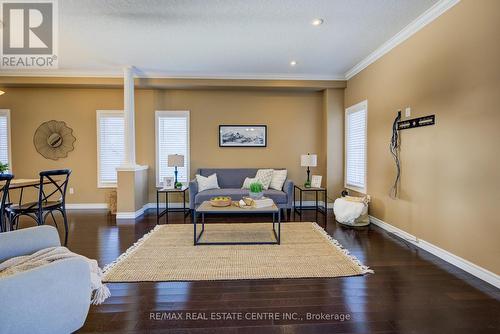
left=311, top=175, right=322, bottom=188
left=163, top=177, right=174, bottom=189
left=219, top=125, right=267, bottom=147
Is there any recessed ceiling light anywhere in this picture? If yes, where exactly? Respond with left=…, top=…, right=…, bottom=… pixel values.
left=311, top=18, right=324, bottom=26
left=290, top=60, right=297, bottom=66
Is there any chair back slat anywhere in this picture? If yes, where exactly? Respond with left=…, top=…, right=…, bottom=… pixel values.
left=38, top=169, right=71, bottom=208
left=0, top=174, right=14, bottom=233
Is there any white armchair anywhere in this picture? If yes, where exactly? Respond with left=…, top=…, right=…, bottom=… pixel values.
left=0, top=226, right=91, bottom=334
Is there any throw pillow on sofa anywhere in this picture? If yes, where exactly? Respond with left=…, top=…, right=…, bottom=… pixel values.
left=255, top=169, right=274, bottom=190
left=270, top=169, right=287, bottom=191
left=196, top=173, right=220, bottom=192
left=241, top=177, right=258, bottom=189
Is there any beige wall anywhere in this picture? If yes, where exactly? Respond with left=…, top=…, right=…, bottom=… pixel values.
left=323, top=89, right=344, bottom=202
left=345, top=0, right=500, bottom=274
left=0, top=88, right=122, bottom=203
left=117, top=168, right=149, bottom=213
left=135, top=89, right=326, bottom=202
left=0, top=87, right=331, bottom=204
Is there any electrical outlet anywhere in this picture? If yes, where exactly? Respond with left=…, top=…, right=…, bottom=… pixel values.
left=69, top=187, right=74, bottom=195
left=405, top=107, right=411, bottom=118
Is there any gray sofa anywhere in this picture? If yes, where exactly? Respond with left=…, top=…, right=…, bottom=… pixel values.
left=0, top=226, right=91, bottom=334
left=189, top=168, right=294, bottom=219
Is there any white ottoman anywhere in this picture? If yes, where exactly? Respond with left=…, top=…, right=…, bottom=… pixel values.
left=333, top=196, right=370, bottom=227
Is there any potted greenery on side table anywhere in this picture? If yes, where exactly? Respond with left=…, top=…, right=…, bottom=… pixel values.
left=0, top=163, right=8, bottom=174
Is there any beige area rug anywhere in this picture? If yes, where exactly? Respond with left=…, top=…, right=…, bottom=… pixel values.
left=103, top=222, right=373, bottom=282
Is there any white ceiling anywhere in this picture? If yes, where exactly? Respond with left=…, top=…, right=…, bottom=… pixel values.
left=8, top=0, right=440, bottom=79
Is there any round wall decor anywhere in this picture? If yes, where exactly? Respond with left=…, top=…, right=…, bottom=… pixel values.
left=33, top=120, right=76, bottom=160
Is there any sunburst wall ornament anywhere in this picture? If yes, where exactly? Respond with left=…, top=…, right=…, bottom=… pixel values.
left=33, top=120, right=76, bottom=160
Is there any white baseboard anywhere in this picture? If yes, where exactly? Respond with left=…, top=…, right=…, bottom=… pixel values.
left=295, top=200, right=334, bottom=209
left=369, top=215, right=500, bottom=289
left=145, top=202, right=186, bottom=209
left=116, top=202, right=185, bottom=219
left=115, top=201, right=334, bottom=221
left=116, top=206, right=147, bottom=219
left=66, top=200, right=335, bottom=213
left=66, top=203, right=109, bottom=210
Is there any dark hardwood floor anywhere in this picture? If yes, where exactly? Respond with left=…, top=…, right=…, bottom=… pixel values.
left=25, top=209, right=499, bottom=333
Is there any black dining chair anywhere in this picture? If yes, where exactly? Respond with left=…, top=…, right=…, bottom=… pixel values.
left=0, top=173, right=14, bottom=233
left=7, top=169, right=71, bottom=245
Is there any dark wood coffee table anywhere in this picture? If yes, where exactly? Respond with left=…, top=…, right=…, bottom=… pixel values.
left=193, top=201, right=281, bottom=246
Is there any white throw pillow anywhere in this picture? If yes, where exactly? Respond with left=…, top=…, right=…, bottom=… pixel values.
left=270, top=169, right=287, bottom=191
left=241, top=177, right=258, bottom=190
left=255, top=169, right=274, bottom=190
left=196, top=173, right=220, bottom=192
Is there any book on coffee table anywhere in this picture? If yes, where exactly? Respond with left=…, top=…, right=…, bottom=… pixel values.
left=249, top=197, right=274, bottom=209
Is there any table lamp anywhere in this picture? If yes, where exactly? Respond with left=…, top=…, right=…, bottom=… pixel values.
left=300, top=153, right=317, bottom=188
left=167, top=154, right=184, bottom=188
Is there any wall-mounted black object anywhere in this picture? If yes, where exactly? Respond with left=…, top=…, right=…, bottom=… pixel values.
left=390, top=111, right=402, bottom=199
left=397, top=115, right=435, bottom=131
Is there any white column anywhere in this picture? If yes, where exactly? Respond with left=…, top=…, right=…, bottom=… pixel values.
left=123, top=66, right=136, bottom=167
left=116, top=66, right=149, bottom=221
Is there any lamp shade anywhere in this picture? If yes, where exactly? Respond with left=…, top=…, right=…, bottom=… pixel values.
left=167, top=154, right=184, bottom=167
left=300, top=154, right=317, bottom=167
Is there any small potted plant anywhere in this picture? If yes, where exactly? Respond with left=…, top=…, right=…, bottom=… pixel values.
left=0, top=162, right=8, bottom=174
left=249, top=182, right=264, bottom=200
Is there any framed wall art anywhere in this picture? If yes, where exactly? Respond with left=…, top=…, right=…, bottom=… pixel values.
left=219, top=125, right=267, bottom=147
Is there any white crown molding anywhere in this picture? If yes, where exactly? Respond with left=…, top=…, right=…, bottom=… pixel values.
left=0, top=70, right=123, bottom=78
left=369, top=215, right=500, bottom=289
left=0, top=69, right=346, bottom=81
left=345, top=0, right=461, bottom=80
left=0, top=1, right=459, bottom=83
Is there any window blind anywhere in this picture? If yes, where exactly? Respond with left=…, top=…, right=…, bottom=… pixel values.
left=156, top=111, right=189, bottom=185
left=346, top=105, right=367, bottom=191
left=0, top=112, right=9, bottom=170
left=97, top=112, right=124, bottom=186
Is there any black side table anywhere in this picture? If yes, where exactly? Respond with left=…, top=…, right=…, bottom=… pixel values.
left=156, top=186, right=190, bottom=224
left=294, top=185, right=327, bottom=225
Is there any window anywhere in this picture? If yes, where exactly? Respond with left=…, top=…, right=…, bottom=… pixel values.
left=155, top=111, right=190, bottom=186
left=0, top=110, right=11, bottom=172
left=97, top=110, right=124, bottom=188
left=345, top=100, right=367, bottom=193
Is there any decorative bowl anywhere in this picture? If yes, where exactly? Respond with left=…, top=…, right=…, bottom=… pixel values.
left=210, top=196, right=232, bottom=207
left=249, top=191, right=263, bottom=200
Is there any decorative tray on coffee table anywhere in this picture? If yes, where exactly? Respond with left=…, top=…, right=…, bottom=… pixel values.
left=209, top=196, right=232, bottom=207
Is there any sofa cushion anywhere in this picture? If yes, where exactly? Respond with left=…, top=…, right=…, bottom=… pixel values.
left=197, top=168, right=288, bottom=189
left=255, top=169, right=274, bottom=189
left=195, top=189, right=248, bottom=204
left=195, top=173, right=220, bottom=192
left=241, top=177, right=258, bottom=189
left=262, top=189, right=287, bottom=204
left=195, top=188, right=287, bottom=205
left=270, top=169, right=287, bottom=191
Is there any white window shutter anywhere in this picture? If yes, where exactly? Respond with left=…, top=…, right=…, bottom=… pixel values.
left=345, top=102, right=367, bottom=192
left=0, top=112, right=10, bottom=171
left=156, top=111, right=190, bottom=185
left=97, top=111, right=125, bottom=187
